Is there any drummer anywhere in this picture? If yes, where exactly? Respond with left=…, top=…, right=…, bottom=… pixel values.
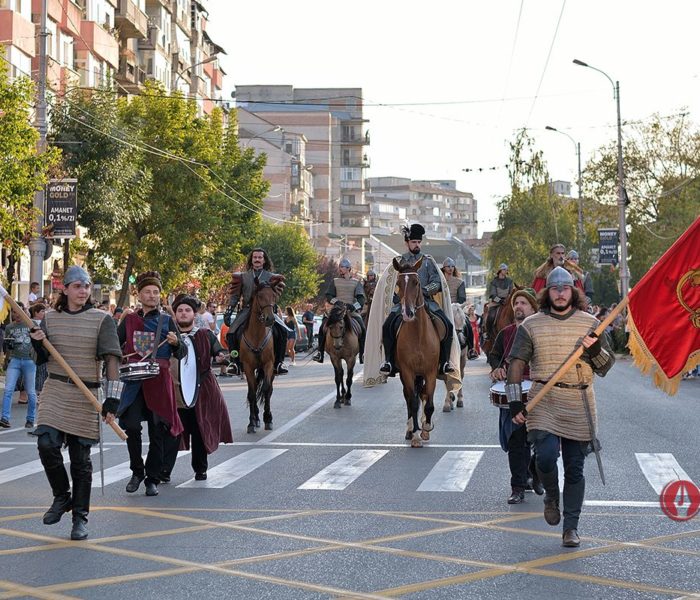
left=116, top=271, right=185, bottom=497
left=160, top=294, right=233, bottom=482
left=487, top=287, right=543, bottom=504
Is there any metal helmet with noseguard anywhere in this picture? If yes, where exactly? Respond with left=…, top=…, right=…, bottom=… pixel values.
left=339, top=258, right=352, bottom=269
left=545, top=266, right=574, bottom=291
left=443, top=257, right=456, bottom=268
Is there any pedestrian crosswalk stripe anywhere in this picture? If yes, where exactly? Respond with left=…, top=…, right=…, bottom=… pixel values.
left=298, top=449, right=388, bottom=490
left=178, top=448, right=287, bottom=489
left=0, top=448, right=12, bottom=455
left=92, top=451, right=191, bottom=488
left=417, top=451, right=484, bottom=492
left=635, top=453, right=694, bottom=495
left=0, top=448, right=102, bottom=485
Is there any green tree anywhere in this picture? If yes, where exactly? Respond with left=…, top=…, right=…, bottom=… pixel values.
left=0, top=49, right=60, bottom=284
left=584, top=113, right=700, bottom=285
left=485, top=130, right=578, bottom=286
left=246, top=222, right=321, bottom=307
left=51, top=83, right=268, bottom=305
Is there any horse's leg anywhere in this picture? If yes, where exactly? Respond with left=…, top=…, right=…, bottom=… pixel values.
left=262, top=360, right=274, bottom=429
left=443, top=384, right=453, bottom=412
left=246, top=367, right=257, bottom=434
left=332, top=358, right=343, bottom=408
left=410, top=374, right=423, bottom=448
left=344, top=356, right=355, bottom=406
left=457, top=357, right=466, bottom=407
left=400, top=372, right=415, bottom=441
left=421, top=375, right=437, bottom=441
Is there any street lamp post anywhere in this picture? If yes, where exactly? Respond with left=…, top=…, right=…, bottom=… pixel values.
left=242, top=125, right=282, bottom=148
left=173, top=55, right=217, bottom=91
left=545, top=126, right=583, bottom=246
left=573, top=58, right=629, bottom=298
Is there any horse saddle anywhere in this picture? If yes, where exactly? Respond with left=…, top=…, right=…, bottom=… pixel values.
left=391, top=311, right=447, bottom=342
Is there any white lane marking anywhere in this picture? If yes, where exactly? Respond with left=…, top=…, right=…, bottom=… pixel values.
left=0, top=427, right=26, bottom=436
left=0, top=448, right=102, bottom=485
left=298, top=449, right=388, bottom=490
left=417, top=451, right=484, bottom=492
left=584, top=500, right=659, bottom=508
left=91, top=450, right=191, bottom=488
left=0, top=447, right=13, bottom=454
left=635, top=453, right=694, bottom=495
left=178, top=448, right=287, bottom=489
left=259, top=371, right=364, bottom=444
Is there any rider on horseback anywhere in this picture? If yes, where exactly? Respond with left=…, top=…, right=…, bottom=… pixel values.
left=224, top=248, right=289, bottom=376
left=379, top=223, right=456, bottom=377
left=313, top=258, right=366, bottom=364
left=441, top=257, right=466, bottom=304
left=484, top=264, right=514, bottom=339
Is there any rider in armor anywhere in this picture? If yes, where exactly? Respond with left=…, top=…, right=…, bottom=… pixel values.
left=313, top=258, right=366, bottom=364
left=441, top=257, right=466, bottom=304
left=379, top=224, right=456, bottom=376
left=485, top=264, right=514, bottom=337
left=224, top=248, right=288, bottom=376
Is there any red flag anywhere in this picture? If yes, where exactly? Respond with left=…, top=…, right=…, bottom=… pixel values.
left=627, top=216, right=700, bottom=394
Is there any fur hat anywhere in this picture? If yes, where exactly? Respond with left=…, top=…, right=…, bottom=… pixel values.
left=135, top=271, right=162, bottom=292
left=402, top=223, right=425, bottom=241
left=511, top=287, right=538, bottom=312
left=172, top=293, right=200, bottom=313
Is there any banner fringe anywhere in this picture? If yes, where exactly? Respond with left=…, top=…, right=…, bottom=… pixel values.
left=627, top=311, right=700, bottom=396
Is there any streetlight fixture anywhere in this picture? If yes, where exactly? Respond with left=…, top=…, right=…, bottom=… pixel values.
left=173, top=55, right=218, bottom=89
left=573, top=58, right=629, bottom=298
left=545, top=125, right=583, bottom=246
left=242, top=125, right=283, bottom=148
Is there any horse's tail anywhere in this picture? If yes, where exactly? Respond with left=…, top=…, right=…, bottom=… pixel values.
left=255, top=369, right=270, bottom=407
left=414, top=375, right=425, bottom=403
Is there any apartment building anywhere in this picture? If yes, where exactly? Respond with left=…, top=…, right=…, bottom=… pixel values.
left=0, top=0, right=225, bottom=114
left=237, top=107, right=314, bottom=224
left=366, top=177, right=478, bottom=240
left=234, top=85, right=370, bottom=257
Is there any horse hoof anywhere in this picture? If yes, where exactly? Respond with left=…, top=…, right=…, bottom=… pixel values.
left=247, top=425, right=255, bottom=434
left=411, top=437, right=423, bottom=448
left=255, top=419, right=261, bottom=428
left=443, top=404, right=451, bottom=413
left=334, top=400, right=342, bottom=409
left=456, top=399, right=464, bottom=408
left=405, top=431, right=412, bottom=440
left=265, top=423, right=272, bottom=431
left=344, top=398, right=351, bottom=406
left=420, top=430, right=430, bottom=441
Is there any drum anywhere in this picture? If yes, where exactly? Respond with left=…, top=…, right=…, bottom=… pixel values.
left=119, top=361, right=160, bottom=382
left=490, top=380, right=532, bottom=407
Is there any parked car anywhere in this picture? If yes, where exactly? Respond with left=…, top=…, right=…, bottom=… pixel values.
left=294, top=316, right=310, bottom=352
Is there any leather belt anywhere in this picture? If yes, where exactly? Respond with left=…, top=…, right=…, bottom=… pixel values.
left=534, top=379, right=589, bottom=390
left=48, top=373, right=101, bottom=389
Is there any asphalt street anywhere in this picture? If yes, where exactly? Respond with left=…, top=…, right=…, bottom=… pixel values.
left=1, top=352, right=699, bottom=600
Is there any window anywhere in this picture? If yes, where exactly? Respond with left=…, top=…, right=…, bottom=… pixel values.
left=342, top=195, right=355, bottom=205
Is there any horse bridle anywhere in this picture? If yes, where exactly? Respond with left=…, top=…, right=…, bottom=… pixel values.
left=399, top=272, right=425, bottom=311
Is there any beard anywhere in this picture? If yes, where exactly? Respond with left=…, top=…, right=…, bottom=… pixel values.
left=514, top=309, right=526, bottom=322
left=409, top=246, right=420, bottom=255
left=551, top=296, right=574, bottom=312
left=177, top=318, right=195, bottom=329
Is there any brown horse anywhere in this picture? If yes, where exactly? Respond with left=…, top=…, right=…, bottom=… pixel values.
left=393, top=257, right=440, bottom=448
left=325, top=302, right=360, bottom=409
left=481, top=284, right=522, bottom=356
left=240, top=275, right=285, bottom=434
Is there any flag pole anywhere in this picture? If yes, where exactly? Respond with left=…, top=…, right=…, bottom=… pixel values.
left=0, top=285, right=127, bottom=441
left=525, top=296, right=629, bottom=414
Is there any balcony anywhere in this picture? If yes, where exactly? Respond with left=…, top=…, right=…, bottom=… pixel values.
left=116, top=52, right=145, bottom=93
left=340, top=203, right=370, bottom=216
left=39, top=0, right=81, bottom=36
left=341, top=132, right=370, bottom=145
left=340, top=180, right=364, bottom=190
left=116, top=0, right=148, bottom=39
left=76, top=21, right=119, bottom=68
left=0, top=8, right=35, bottom=56
left=137, top=20, right=158, bottom=50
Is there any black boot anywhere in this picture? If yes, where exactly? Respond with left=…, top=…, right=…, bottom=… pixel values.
left=273, top=323, right=289, bottom=374
left=562, top=477, right=586, bottom=533
left=313, top=322, right=325, bottom=363
left=69, top=444, right=92, bottom=541
left=38, top=437, right=72, bottom=525
left=537, top=465, right=561, bottom=526
left=529, top=456, right=545, bottom=495
left=439, top=337, right=456, bottom=374
left=358, top=327, right=366, bottom=364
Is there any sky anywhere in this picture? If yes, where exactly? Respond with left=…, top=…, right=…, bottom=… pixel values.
left=206, top=0, right=700, bottom=237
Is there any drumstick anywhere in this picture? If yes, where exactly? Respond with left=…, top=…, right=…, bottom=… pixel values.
left=0, top=285, right=127, bottom=441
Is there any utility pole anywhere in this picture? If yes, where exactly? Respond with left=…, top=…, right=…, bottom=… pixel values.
left=29, top=0, right=49, bottom=288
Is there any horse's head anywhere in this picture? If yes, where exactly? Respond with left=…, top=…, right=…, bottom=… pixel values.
left=327, top=302, right=348, bottom=350
left=392, top=256, right=424, bottom=322
left=451, top=302, right=466, bottom=331
left=252, top=275, right=284, bottom=327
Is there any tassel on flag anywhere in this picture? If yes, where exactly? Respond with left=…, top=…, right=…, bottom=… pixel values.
left=627, top=216, right=700, bottom=395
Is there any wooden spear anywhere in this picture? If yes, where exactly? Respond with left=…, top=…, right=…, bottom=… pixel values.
left=0, top=285, right=127, bottom=440
left=524, top=296, right=629, bottom=413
